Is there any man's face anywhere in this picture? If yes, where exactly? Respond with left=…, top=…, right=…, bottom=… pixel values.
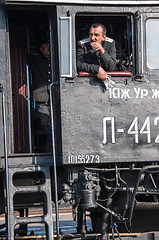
left=89, top=26, right=106, bottom=44
left=40, top=43, right=50, bottom=58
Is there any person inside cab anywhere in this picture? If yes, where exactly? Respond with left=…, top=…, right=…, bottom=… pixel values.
left=30, top=35, right=52, bottom=152
left=77, top=23, right=116, bottom=80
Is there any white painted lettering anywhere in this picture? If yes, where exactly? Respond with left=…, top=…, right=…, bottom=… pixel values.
left=152, top=89, right=159, bottom=98
left=141, top=89, right=148, bottom=98
left=121, top=89, right=130, bottom=98
left=134, top=88, right=140, bottom=98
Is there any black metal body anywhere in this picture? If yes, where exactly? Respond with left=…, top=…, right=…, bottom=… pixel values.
left=0, top=1, right=159, bottom=239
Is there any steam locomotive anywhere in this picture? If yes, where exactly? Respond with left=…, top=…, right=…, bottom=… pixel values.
left=0, top=0, right=159, bottom=239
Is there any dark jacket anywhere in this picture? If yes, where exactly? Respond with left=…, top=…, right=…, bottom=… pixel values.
left=30, top=53, right=51, bottom=102
left=77, top=37, right=116, bottom=74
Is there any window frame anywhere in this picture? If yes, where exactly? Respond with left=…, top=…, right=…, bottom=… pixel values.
left=143, top=12, right=159, bottom=75
left=75, top=12, right=137, bottom=77
left=145, top=15, right=159, bottom=70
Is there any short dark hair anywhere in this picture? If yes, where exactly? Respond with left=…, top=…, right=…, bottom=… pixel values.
left=90, top=23, right=106, bottom=36
left=37, top=34, right=49, bottom=48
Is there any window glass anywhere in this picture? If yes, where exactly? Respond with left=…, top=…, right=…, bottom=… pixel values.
left=60, top=17, right=72, bottom=77
left=146, top=18, right=159, bottom=69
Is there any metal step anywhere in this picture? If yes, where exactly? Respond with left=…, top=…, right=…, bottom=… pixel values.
left=6, top=165, right=54, bottom=240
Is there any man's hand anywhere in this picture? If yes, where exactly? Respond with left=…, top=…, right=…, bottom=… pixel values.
left=91, top=42, right=105, bottom=55
left=97, top=67, right=107, bottom=80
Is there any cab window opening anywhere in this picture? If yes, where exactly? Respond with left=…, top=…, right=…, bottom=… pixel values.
left=8, top=9, right=53, bottom=154
left=75, top=14, right=135, bottom=76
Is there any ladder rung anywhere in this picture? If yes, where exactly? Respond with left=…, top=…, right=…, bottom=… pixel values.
left=12, top=216, right=45, bottom=224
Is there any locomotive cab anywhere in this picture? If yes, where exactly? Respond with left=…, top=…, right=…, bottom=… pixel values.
left=1, top=1, right=159, bottom=239
left=3, top=9, right=138, bottom=155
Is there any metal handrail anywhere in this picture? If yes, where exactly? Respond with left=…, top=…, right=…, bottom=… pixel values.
left=0, top=84, right=11, bottom=239
left=50, top=82, right=60, bottom=240
left=26, top=65, right=32, bottom=153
